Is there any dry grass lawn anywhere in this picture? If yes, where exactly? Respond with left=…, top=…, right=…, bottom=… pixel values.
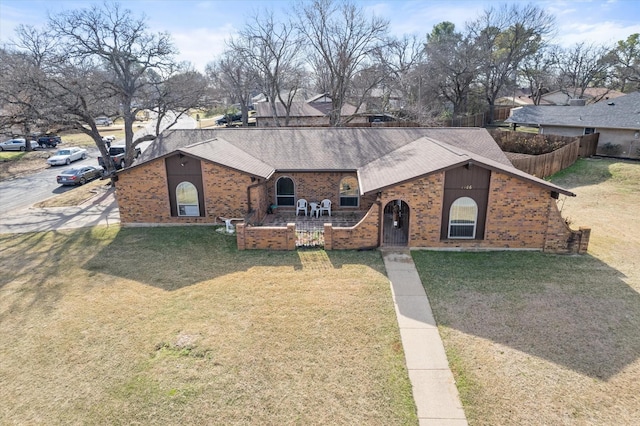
left=413, top=158, right=640, bottom=425
left=0, top=227, right=416, bottom=424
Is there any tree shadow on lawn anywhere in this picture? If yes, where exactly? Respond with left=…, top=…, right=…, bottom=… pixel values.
left=412, top=251, right=640, bottom=381
left=83, top=226, right=386, bottom=291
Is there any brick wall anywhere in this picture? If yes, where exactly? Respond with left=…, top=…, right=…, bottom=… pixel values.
left=325, top=201, right=380, bottom=250
left=379, top=173, right=445, bottom=247
left=117, top=156, right=255, bottom=224
left=236, top=223, right=296, bottom=250
left=118, top=157, right=587, bottom=253
left=268, top=172, right=366, bottom=213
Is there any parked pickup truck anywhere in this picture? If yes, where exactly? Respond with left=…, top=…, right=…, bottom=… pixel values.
left=98, top=144, right=141, bottom=169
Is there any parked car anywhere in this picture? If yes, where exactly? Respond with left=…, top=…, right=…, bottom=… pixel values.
left=95, top=117, right=113, bottom=126
left=47, top=147, right=87, bottom=166
left=216, top=113, right=242, bottom=126
left=37, top=135, right=61, bottom=148
left=56, top=165, right=104, bottom=186
left=0, top=138, right=38, bottom=151
left=97, top=144, right=141, bottom=169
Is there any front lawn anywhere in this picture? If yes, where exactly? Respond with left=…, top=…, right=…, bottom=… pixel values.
left=0, top=226, right=416, bottom=424
left=413, top=158, right=640, bottom=425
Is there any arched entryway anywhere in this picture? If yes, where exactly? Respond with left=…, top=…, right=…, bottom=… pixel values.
left=382, top=200, right=410, bottom=246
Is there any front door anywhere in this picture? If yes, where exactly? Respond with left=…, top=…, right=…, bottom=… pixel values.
left=382, top=200, right=410, bottom=246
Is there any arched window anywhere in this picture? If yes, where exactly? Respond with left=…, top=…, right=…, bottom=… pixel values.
left=448, top=197, right=477, bottom=239
left=339, top=176, right=359, bottom=207
left=276, top=177, right=295, bottom=206
left=176, top=181, right=200, bottom=216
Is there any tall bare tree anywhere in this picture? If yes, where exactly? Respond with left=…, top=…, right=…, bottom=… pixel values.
left=230, top=11, right=305, bottom=126
left=519, top=47, right=555, bottom=105
left=206, top=49, right=258, bottom=126
left=296, top=0, right=389, bottom=126
left=468, top=3, right=555, bottom=121
left=552, top=42, right=612, bottom=100
left=49, top=2, right=181, bottom=170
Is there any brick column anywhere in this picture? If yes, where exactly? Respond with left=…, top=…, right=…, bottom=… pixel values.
left=578, top=227, right=591, bottom=254
left=324, top=223, right=333, bottom=250
left=286, top=223, right=296, bottom=251
left=236, top=223, right=246, bottom=250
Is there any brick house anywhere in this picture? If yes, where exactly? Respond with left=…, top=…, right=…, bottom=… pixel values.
left=115, top=127, right=589, bottom=253
left=254, top=93, right=368, bottom=127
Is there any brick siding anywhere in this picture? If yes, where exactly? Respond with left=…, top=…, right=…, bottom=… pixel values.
left=118, top=158, right=588, bottom=253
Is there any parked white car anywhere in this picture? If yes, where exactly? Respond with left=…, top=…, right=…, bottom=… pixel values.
left=47, top=147, right=88, bottom=166
left=0, top=138, right=39, bottom=151
left=95, top=117, right=113, bottom=126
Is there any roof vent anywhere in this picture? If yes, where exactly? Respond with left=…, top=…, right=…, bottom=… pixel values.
left=569, top=99, right=586, bottom=106
left=607, top=101, right=615, bottom=105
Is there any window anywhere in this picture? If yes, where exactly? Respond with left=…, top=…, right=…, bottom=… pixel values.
left=276, top=177, right=295, bottom=206
left=584, top=127, right=596, bottom=135
left=176, top=181, right=200, bottom=216
left=339, top=176, right=359, bottom=207
left=448, top=197, right=477, bottom=239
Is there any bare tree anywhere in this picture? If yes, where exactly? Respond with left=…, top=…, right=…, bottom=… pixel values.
left=296, top=0, right=389, bottom=126
left=50, top=2, right=180, bottom=170
left=350, top=35, right=423, bottom=117
left=468, top=3, right=555, bottom=121
left=552, top=42, right=612, bottom=100
left=206, top=49, right=258, bottom=126
left=230, top=11, right=305, bottom=126
left=519, top=47, right=555, bottom=105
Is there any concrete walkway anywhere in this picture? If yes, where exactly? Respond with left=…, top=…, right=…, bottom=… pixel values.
left=381, top=249, right=468, bottom=426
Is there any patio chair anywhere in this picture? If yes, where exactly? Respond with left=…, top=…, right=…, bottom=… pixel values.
left=309, top=202, right=320, bottom=218
left=319, top=199, right=331, bottom=217
left=296, top=198, right=308, bottom=216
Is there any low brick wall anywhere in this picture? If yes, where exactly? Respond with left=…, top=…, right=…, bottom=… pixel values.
left=236, top=223, right=296, bottom=250
left=324, top=202, right=380, bottom=250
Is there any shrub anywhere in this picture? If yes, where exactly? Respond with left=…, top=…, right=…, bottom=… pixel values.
left=489, top=130, right=570, bottom=155
left=600, top=142, right=623, bottom=156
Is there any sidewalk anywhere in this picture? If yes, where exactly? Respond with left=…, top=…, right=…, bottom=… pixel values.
left=0, top=188, right=119, bottom=234
left=381, top=249, right=468, bottom=426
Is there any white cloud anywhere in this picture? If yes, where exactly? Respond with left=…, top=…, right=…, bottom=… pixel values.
left=557, top=21, right=640, bottom=47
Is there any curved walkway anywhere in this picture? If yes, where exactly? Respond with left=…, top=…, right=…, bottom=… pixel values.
left=382, top=249, right=468, bottom=426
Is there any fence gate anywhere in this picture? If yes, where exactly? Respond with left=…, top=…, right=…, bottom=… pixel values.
left=296, top=222, right=325, bottom=248
left=383, top=200, right=410, bottom=246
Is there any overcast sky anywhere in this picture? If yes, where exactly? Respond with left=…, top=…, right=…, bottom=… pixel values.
left=1, top=0, right=639, bottom=72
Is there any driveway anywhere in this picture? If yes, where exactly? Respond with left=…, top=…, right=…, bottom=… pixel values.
left=0, top=187, right=119, bottom=234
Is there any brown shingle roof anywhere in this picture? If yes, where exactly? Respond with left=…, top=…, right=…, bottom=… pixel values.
left=132, top=127, right=573, bottom=196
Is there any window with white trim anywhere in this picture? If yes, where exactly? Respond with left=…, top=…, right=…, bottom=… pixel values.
left=448, top=197, right=477, bottom=239
left=176, top=181, right=200, bottom=216
left=276, top=177, right=295, bottom=206
left=339, top=176, right=359, bottom=207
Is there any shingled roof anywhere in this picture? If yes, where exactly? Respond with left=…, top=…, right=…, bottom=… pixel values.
left=132, top=127, right=574, bottom=196
left=506, top=91, right=640, bottom=130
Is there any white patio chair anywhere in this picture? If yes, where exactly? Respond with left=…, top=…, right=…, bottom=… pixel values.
left=319, top=199, right=331, bottom=217
left=309, top=202, right=320, bottom=218
left=296, top=198, right=308, bottom=216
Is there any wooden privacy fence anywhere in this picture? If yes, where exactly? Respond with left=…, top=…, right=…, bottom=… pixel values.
left=501, top=132, right=599, bottom=178
left=444, top=107, right=513, bottom=127
left=506, top=141, right=579, bottom=178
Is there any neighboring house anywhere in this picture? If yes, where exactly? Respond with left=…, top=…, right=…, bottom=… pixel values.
left=115, top=127, right=589, bottom=253
left=497, top=87, right=625, bottom=107
left=506, top=91, right=640, bottom=158
left=254, top=93, right=368, bottom=127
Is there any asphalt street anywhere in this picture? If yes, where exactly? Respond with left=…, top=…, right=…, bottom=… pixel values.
left=0, top=114, right=197, bottom=233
